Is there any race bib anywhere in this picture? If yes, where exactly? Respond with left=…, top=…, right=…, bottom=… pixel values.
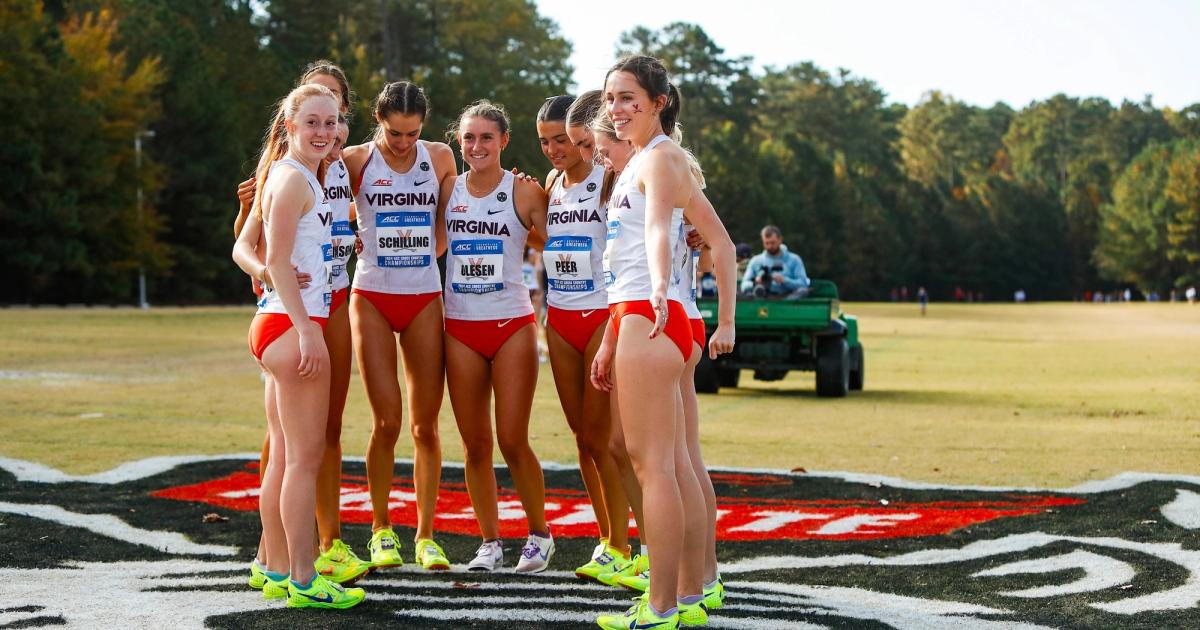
left=603, top=219, right=619, bottom=287
left=545, top=235, right=594, bottom=292
left=450, top=239, right=504, bottom=294
left=322, top=243, right=334, bottom=306
left=376, top=212, right=433, bottom=268
left=330, top=220, right=355, bottom=280
left=689, top=248, right=700, bottom=301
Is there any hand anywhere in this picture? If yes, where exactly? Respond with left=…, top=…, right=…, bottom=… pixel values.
left=708, top=323, right=735, bottom=360
left=259, top=266, right=310, bottom=290
left=236, top=177, right=256, bottom=208
left=648, top=292, right=669, bottom=339
left=354, top=236, right=364, bottom=255
left=772, top=273, right=786, bottom=284
left=590, top=342, right=614, bottom=392
left=297, top=321, right=329, bottom=379
left=510, top=167, right=537, bottom=183
left=685, top=228, right=707, bottom=250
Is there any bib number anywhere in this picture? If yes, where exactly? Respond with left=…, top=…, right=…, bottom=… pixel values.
left=322, top=243, right=334, bottom=307
left=451, top=239, right=504, bottom=294
left=376, top=212, right=433, bottom=268
left=545, top=235, right=595, bottom=292
left=331, top=220, right=354, bottom=280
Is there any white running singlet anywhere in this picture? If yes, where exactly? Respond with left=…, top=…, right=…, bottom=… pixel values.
left=443, top=170, right=534, bottom=320
left=605, top=135, right=685, bottom=304
left=325, top=157, right=354, bottom=291
left=257, top=158, right=332, bottom=318
left=671, top=222, right=702, bottom=319
left=352, top=142, right=441, bottom=294
left=545, top=164, right=608, bottom=310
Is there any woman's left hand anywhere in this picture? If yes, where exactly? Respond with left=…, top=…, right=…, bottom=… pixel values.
left=708, top=323, right=735, bottom=359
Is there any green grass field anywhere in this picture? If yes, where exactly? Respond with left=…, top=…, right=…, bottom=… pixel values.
left=1, top=303, right=1197, bottom=486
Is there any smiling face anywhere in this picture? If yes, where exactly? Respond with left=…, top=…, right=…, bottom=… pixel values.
left=604, top=70, right=666, bottom=142
left=593, top=131, right=634, bottom=173
left=325, top=119, right=350, bottom=166
left=458, top=115, right=508, bottom=171
left=286, top=94, right=339, bottom=164
left=537, top=119, right=580, bottom=172
left=378, top=112, right=424, bottom=158
left=566, top=124, right=596, bottom=166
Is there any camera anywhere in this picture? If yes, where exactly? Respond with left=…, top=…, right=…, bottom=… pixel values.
left=753, top=264, right=784, bottom=298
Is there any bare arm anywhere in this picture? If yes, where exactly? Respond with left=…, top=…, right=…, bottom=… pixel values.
left=639, top=148, right=691, bottom=337
left=683, top=188, right=736, bottom=358
left=516, top=178, right=549, bottom=252
left=233, top=176, right=256, bottom=238
left=435, top=173, right=456, bottom=258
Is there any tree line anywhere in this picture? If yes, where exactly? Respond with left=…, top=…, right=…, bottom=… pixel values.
left=3, top=0, right=1197, bottom=304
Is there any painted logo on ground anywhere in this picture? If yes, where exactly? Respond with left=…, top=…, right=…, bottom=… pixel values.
left=2, top=455, right=1200, bottom=628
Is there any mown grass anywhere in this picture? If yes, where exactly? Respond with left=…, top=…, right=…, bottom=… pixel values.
left=1, top=303, right=1197, bottom=486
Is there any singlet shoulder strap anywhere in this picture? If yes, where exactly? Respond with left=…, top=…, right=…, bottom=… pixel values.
left=645, top=134, right=672, bottom=152
left=547, top=169, right=564, bottom=195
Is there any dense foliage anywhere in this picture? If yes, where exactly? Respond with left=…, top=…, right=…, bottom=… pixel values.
left=3, top=1, right=1196, bottom=303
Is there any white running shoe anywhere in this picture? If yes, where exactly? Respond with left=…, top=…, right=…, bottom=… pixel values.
left=514, top=533, right=555, bottom=573
left=467, top=540, right=504, bottom=572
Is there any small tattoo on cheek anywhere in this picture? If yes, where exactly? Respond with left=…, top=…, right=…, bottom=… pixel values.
left=631, top=103, right=643, bottom=114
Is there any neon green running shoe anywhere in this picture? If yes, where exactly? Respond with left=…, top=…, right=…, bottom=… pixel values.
left=596, top=599, right=679, bottom=630
left=286, top=574, right=366, bottom=609
left=316, top=539, right=372, bottom=584
left=414, top=539, right=451, bottom=571
left=247, top=560, right=267, bottom=589
left=703, top=577, right=725, bottom=610
left=616, top=563, right=649, bottom=593
left=368, top=528, right=404, bottom=568
left=262, top=573, right=288, bottom=600
left=578, top=546, right=631, bottom=582
left=678, top=599, right=709, bottom=626
left=598, top=552, right=644, bottom=587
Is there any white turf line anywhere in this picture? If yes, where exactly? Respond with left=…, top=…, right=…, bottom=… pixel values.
left=0, top=501, right=237, bottom=556
left=4, top=453, right=1200, bottom=494
left=1161, top=488, right=1200, bottom=529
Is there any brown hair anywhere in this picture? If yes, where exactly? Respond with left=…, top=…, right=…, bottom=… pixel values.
left=251, top=84, right=338, bottom=218
left=566, top=90, right=602, bottom=129
left=605, top=55, right=682, bottom=136
left=299, top=60, right=352, bottom=113
left=446, top=99, right=510, bottom=142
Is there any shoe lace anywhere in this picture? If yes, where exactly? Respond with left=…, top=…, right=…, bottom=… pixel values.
left=474, top=541, right=497, bottom=558
left=421, top=540, right=445, bottom=559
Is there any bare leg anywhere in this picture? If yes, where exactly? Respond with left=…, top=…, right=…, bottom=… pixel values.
left=492, top=324, right=546, bottom=534
left=398, top=299, right=446, bottom=541
left=445, top=335, right=499, bottom=540
left=352, top=294, right=404, bottom=531
left=317, top=300, right=351, bottom=548
left=681, top=343, right=719, bottom=582
left=259, top=375, right=287, bottom=574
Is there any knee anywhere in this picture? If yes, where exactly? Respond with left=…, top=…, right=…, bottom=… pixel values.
left=371, top=414, right=403, bottom=442
left=496, top=434, right=528, bottom=462
left=409, top=419, right=440, bottom=450
left=575, top=432, right=608, bottom=461
left=460, top=436, right=493, bottom=463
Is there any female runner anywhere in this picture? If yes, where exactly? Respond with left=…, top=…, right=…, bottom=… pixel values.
left=235, top=61, right=370, bottom=587
left=340, top=81, right=455, bottom=570
left=589, top=55, right=710, bottom=628
left=441, top=100, right=553, bottom=573
left=535, top=95, right=631, bottom=580
left=234, top=82, right=364, bottom=608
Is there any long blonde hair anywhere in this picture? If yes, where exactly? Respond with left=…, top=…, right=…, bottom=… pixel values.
left=251, top=83, right=338, bottom=218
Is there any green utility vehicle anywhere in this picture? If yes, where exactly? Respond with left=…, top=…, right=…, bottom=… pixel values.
left=694, top=279, right=864, bottom=396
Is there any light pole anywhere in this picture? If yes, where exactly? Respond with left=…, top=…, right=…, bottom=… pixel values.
left=135, top=129, right=155, bottom=309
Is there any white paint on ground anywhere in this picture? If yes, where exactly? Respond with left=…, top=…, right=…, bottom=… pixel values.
left=1161, top=488, right=1200, bottom=529
left=726, top=532, right=1200, bottom=615
left=973, top=550, right=1137, bottom=598
left=0, top=560, right=264, bottom=629
left=0, top=502, right=237, bottom=556
left=393, top=606, right=828, bottom=630
left=4, top=453, right=1200, bottom=494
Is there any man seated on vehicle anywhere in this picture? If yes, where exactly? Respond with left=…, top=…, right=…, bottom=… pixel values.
left=740, top=225, right=810, bottom=298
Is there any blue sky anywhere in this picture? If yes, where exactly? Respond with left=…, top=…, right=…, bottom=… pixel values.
left=535, top=0, right=1200, bottom=110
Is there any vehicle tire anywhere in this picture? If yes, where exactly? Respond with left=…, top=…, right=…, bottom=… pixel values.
left=816, top=337, right=849, bottom=397
left=849, top=344, right=865, bottom=391
left=717, top=366, right=741, bottom=388
left=694, top=352, right=720, bottom=394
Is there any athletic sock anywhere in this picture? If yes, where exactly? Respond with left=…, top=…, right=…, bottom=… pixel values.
left=264, top=569, right=288, bottom=582
left=640, top=544, right=649, bottom=557
left=649, top=602, right=678, bottom=618
left=704, top=577, right=720, bottom=591
left=678, top=594, right=704, bottom=605
left=289, top=577, right=313, bottom=590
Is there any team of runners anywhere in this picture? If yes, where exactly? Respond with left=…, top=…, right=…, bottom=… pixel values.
left=232, top=55, right=738, bottom=628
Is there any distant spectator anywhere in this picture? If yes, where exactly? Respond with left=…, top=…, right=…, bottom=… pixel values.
left=1014, top=289, right=1026, bottom=303
left=901, top=286, right=909, bottom=301
left=1123, top=288, right=1132, bottom=302
left=918, top=286, right=928, bottom=316
left=890, top=287, right=899, bottom=302
left=741, top=225, right=810, bottom=298
left=1170, top=288, right=1177, bottom=302
left=954, top=286, right=964, bottom=302
left=1187, top=286, right=1196, bottom=304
